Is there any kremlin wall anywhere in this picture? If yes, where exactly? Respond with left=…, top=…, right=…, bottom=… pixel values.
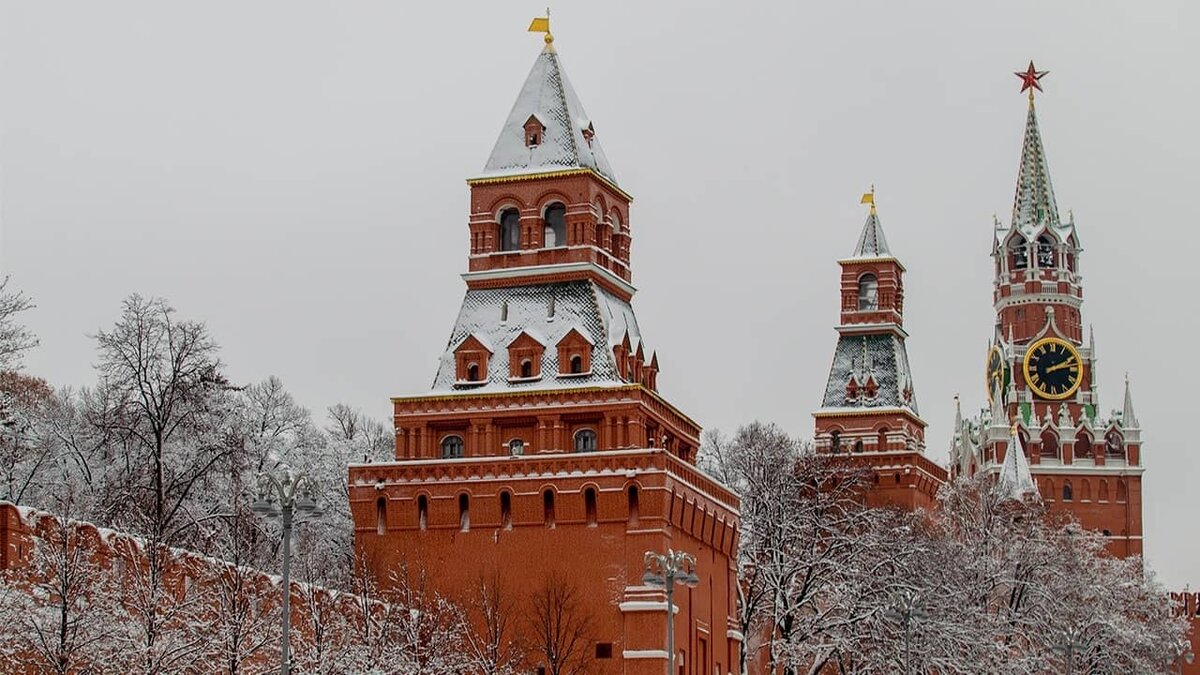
left=0, top=22, right=1195, bottom=675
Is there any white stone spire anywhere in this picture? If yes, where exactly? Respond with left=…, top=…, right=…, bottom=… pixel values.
left=478, top=44, right=617, bottom=184
left=998, top=425, right=1039, bottom=502
left=1122, top=373, right=1140, bottom=429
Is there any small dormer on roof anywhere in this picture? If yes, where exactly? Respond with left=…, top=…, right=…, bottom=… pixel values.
left=478, top=43, right=617, bottom=184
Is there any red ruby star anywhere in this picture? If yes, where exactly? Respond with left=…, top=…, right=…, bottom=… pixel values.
left=1015, top=61, right=1049, bottom=94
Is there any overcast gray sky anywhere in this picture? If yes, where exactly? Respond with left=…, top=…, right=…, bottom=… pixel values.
left=1, top=1, right=1196, bottom=587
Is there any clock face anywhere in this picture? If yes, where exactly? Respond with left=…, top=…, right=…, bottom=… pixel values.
left=1023, top=337, right=1083, bottom=400
left=985, top=345, right=1008, bottom=402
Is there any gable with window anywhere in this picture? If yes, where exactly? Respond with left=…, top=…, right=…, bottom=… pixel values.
left=507, top=331, right=546, bottom=380
left=454, top=334, right=492, bottom=385
left=556, top=327, right=593, bottom=376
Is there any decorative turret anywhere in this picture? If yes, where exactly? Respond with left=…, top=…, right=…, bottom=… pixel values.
left=992, top=63, right=1084, bottom=346
left=465, top=36, right=635, bottom=290
left=998, top=424, right=1039, bottom=502
left=815, top=191, right=945, bottom=509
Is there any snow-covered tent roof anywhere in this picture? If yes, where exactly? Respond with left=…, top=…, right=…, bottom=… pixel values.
left=850, top=211, right=892, bottom=258
left=819, top=334, right=919, bottom=414
left=476, top=44, right=617, bottom=185
left=997, top=426, right=1039, bottom=502
left=429, top=280, right=640, bottom=394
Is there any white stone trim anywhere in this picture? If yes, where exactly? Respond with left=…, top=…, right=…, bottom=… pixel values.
left=623, top=649, right=669, bottom=660
left=618, top=601, right=679, bottom=614
left=727, top=629, right=745, bottom=642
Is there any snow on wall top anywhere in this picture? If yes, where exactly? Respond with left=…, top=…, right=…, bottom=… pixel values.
left=819, top=333, right=919, bottom=415
left=850, top=211, right=892, bottom=258
left=428, top=280, right=642, bottom=394
left=477, top=45, right=617, bottom=185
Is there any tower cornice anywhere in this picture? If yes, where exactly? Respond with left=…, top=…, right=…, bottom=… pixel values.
left=462, top=261, right=637, bottom=299
left=468, top=167, right=634, bottom=203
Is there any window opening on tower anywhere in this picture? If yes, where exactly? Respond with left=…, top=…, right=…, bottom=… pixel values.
left=857, top=274, right=878, bottom=311
left=544, top=203, right=566, bottom=248
left=500, top=208, right=521, bottom=252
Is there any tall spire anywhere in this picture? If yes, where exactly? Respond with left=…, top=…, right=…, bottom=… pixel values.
left=1122, top=374, right=1140, bottom=429
left=998, top=425, right=1039, bottom=502
left=1011, top=62, right=1059, bottom=229
left=478, top=42, right=617, bottom=184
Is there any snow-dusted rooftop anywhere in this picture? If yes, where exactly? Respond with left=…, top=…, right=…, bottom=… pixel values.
left=850, top=211, right=892, bottom=258
left=476, top=44, right=617, bottom=185
left=428, top=280, right=641, bottom=394
left=819, top=333, right=919, bottom=415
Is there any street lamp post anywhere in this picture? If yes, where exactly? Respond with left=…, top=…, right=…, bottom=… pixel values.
left=642, top=549, right=700, bottom=675
left=883, top=590, right=929, bottom=675
left=251, top=466, right=325, bottom=675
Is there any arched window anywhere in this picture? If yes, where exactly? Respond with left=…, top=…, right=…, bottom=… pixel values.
left=417, top=495, right=428, bottom=531
left=441, top=435, right=464, bottom=459
left=1040, top=430, right=1058, bottom=459
left=1081, top=479, right=1091, bottom=501
left=1117, top=480, right=1128, bottom=503
left=459, top=493, right=470, bottom=532
left=520, top=359, right=533, bottom=378
left=570, top=354, right=583, bottom=374
left=1062, top=480, right=1073, bottom=501
left=508, top=438, right=525, bottom=455
left=467, top=363, right=481, bottom=382
left=585, top=488, right=597, bottom=527
left=830, top=430, right=841, bottom=454
left=857, top=274, right=878, bottom=311
left=1099, top=480, right=1110, bottom=502
left=1010, top=237, right=1029, bottom=270
left=500, top=491, right=512, bottom=530
left=610, top=212, right=623, bottom=254
left=375, top=497, right=387, bottom=535
left=1036, top=235, right=1056, bottom=268
left=543, top=489, right=556, bottom=528
left=627, top=485, right=640, bottom=526
left=1105, top=430, right=1124, bottom=459
left=853, top=440, right=864, bottom=454
left=574, top=429, right=597, bottom=452
left=1074, top=430, right=1091, bottom=460
left=544, top=203, right=567, bottom=248
left=877, top=429, right=888, bottom=451
left=499, top=208, right=521, bottom=252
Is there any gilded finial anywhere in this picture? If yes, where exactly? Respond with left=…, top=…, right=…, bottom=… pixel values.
left=859, top=185, right=877, bottom=215
left=528, top=10, right=553, bottom=45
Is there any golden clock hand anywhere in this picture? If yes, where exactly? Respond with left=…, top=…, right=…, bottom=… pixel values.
left=1044, top=360, right=1077, bottom=374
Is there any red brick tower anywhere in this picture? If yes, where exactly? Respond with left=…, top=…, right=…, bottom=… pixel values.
left=949, top=65, right=1143, bottom=557
left=347, top=29, right=741, bottom=675
left=812, top=193, right=947, bottom=509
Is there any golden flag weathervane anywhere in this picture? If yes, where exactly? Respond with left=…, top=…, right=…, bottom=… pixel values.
left=528, top=9, right=553, bottom=45
left=860, top=185, right=877, bottom=215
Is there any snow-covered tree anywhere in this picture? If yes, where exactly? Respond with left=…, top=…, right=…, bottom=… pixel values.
left=0, top=277, right=37, bottom=371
